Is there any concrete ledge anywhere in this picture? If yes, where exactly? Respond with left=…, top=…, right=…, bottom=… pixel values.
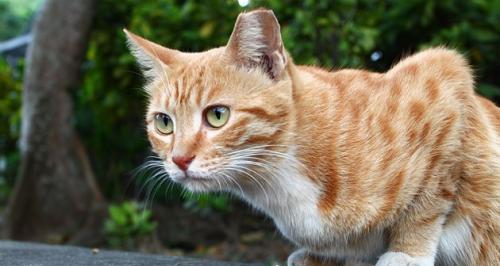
left=0, top=241, right=261, bottom=266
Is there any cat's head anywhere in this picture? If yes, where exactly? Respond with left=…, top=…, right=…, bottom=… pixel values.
left=125, top=9, right=294, bottom=192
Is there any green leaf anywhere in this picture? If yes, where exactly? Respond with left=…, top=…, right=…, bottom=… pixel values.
left=109, top=205, right=127, bottom=225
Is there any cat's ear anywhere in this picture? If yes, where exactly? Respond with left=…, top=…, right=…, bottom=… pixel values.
left=123, top=29, right=179, bottom=79
left=226, top=9, right=287, bottom=80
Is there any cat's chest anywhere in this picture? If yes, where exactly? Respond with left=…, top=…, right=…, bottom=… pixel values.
left=238, top=165, right=330, bottom=245
left=270, top=202, right=327, bottom=246
left=236, top=162, right=386, bottom=260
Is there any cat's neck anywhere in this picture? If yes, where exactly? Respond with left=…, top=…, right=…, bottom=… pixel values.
left=233, top=146, right=323, bottom=238
left=234, top=62, right=337, bottom=204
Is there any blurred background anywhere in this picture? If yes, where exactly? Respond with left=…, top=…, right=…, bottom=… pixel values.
left=0, top=0, right=499, bottom=264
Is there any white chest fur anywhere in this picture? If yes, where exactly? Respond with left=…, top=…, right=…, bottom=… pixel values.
left=238, top=160, right=326, bottom=245
left=437, top=216, right=473, bottom=265
left=233, top=156, right=386, bottom=261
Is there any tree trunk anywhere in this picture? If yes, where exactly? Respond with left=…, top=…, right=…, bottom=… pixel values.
left=3, top=0, right=102, bottom=242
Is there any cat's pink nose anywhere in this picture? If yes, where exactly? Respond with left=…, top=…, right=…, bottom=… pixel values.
left=172, top=155, right=195, bottom=171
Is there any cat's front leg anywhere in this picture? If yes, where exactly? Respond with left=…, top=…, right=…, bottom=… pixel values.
left=375, top=214, right=445, bottom=266
left=287, top=249, right=344, bottom=266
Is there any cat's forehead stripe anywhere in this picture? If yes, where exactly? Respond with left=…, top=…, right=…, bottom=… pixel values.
left=169, top=65, right=209, bottom=106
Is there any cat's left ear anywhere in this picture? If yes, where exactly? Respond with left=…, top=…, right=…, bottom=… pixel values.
left=123, top=29, right=180, bottom=80
left=226, top=9, right=287, bottom=80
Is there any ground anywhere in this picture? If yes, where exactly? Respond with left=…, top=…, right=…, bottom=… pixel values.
left=120, top=201, right=292, bottom=264
left=0, top=240, right=260, bottom=266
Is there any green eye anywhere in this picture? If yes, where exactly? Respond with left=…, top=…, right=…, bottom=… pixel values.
left=205, top=106, right=230, bottom=128
left=154, top=113, right=174, bottom=135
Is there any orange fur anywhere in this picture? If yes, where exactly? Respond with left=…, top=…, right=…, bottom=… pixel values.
left=125, top=9, right=500, bottom=266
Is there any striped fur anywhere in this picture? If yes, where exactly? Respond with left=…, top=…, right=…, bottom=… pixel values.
left=125, top=9, right=500, bottom=266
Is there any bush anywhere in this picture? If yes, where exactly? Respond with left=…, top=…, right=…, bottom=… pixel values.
left=0, top=59, right=22, bottom=205
left=183, top=193, right=231, bottom=216
left=104, top=201, right=157, bottom=249
left=0, top=0, right=41, bottom=40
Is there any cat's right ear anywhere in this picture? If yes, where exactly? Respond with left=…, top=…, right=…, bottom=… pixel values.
left=226, top=9, right=287, bottom=80
left=123, top=29, right=179, bottom=80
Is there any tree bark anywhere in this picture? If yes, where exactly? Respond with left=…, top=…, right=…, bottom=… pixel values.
left=3, top=0, right=102, bottom=242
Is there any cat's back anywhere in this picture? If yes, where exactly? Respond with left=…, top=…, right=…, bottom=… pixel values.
left=296, top=48, right=499, bottom=265
left=299, top=48, right=472, bottom=109
left=305, top=48, right=473, bottom=105
left=297, top=48, right=476, bottom=140
left=295, top=48, right=474, bottom=159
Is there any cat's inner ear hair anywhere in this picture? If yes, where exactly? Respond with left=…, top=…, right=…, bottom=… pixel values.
left=123, top=29, right=180, bottom=80
left=226, top=9, right=287, bottom=80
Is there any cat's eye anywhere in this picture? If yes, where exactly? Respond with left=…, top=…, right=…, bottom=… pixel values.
left=154, top=113, right=174, bottom=135
left=205, top=106, right=230, bottom=128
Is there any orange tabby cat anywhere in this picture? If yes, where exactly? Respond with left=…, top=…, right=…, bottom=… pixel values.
left=124, top=9, right=500, bottom=266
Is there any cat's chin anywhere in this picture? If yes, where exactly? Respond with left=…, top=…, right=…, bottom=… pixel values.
left=174, top=176, right=219, bottom=193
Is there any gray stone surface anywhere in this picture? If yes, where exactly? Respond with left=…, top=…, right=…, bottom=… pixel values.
left=0, top=241, right=261, bottom=266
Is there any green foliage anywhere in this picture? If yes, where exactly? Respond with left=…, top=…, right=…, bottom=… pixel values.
left=253, top=0, right=386, bottom=67
left=478, top=83, right=500, bottom=100
left=183, top=193, right=231, bottom=216
left=104, top=201, right=157, bottom=249
left=0, top=0, right=42, bottom=40
left=251, top=0, right=500, bottom=81
left=0, top=58, right=22, bottom=204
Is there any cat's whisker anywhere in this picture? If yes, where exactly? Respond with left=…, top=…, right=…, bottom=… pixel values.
left=232, top=148, right=319, bottom=180
left=214, top=173, right=224, bottom=192
left=221, top=165, right=271, bottom=205
left=233, top=158, right=283, bottom=194
left=137, top=167, right=168, bottom=202
left=200, top=153, right=280, bottom=197
left=180, top=186, right=191, bottom=201
left=228, top=150, right=299, bottom=174
left=219, top=171, right=244, bottom=196
left=127, top=158, right=165, bottom=198
left=223, top=158, right=284, bottom=205
left=135, top=164, right=164, bottom=177
left=133, top=159, right=164, bottom=176
left=164, top=178, right=178, bottom=200
left=233, top=161, right=280, bottom=190
left=135, top=161, right=163, bottom=170
left=144, top=171, right=168, bottom=210
left=149, top=174, right=170, bottom=209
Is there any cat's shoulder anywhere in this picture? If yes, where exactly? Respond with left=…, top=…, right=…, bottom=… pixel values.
left=296, top=47, right=474, bottom=99
left=297, top=65, right=378, bottom=86
left=393, top=47, right=468, bottom=67
left=387, top=47, right=472, bottom=81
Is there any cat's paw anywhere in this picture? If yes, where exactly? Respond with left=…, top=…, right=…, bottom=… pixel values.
left=287, top=249, right=308, bottom=266
left=344, top=259, right=374, bottom=266
left=375, top=252, right=433, bottom=266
